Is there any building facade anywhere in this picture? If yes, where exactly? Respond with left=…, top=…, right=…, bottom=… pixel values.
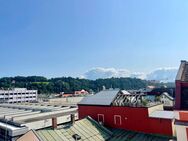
left=175, top=60, right=188, bottom=110
left=174, top=60, right=188, bottom=141
left=78, top=89, right=175, bottom=136
left=0, top=88, right=38, bottom=103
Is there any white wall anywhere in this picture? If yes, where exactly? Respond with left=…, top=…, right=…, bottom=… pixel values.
left=176, top=125, right=188, bottom=141
left=48, top=97, right=84, bottom=105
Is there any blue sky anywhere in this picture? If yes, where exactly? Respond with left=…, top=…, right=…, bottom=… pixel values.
left=0, top=0, right=188, bottom=78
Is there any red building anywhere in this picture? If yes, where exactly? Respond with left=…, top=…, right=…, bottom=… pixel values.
left=175, top=60, right=188, bottom=110
left=74, top=89, right=89, bottom=95
left=78, top=89, right=175, bottom=136
left=174, top=60, right=188, bottom=141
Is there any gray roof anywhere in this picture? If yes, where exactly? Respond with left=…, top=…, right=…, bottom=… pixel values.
left=121, top=90, right=131, bottom=95
left=78, top=89, right=120, bottom=106
left=176, top=60, right=188, bottom=81
left=161, top=92, right=174, bottom=101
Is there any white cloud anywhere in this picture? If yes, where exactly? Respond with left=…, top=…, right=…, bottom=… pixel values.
left=146, top=67, right=178, bottom=82
left=84, top=67, right=130, bottom=80
left=130, top=72, right=146, bottom=79
left=82, top=67, right=178, bottom=82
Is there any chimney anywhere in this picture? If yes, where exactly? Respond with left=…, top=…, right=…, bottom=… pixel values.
left=71, top=114, right=75, bottom=125
left=52, top=117, right=57, bottom=129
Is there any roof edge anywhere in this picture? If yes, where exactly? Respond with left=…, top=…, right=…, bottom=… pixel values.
left=86, top=116, right=113, bottom=136
left=176, top=60, right=186, bottom=81
left=32, top=129, right=43, bottom=141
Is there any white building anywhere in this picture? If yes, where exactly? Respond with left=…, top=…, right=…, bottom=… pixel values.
left=0, top=88, right=38, bottom=103
left=159, top=92, right=174, bottom=108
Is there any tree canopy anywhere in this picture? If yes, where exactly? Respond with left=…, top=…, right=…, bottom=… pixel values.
left=0, top=76, right=174, bottom=94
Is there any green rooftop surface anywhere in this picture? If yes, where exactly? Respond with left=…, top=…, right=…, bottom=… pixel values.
left=35, top=117, right=175, bottom=141
left=36, top=117, right=112, bottom=141
left=109, top=129, right=175, bottom=141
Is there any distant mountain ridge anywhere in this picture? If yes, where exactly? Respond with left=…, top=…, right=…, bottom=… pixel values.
left=83, top=67, right=178, bottom=82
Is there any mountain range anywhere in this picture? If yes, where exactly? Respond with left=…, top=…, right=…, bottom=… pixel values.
left=83, top=67, right=178, bottom=82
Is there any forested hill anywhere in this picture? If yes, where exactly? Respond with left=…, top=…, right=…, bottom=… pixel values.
left=0, top=76, right=174, bottom=94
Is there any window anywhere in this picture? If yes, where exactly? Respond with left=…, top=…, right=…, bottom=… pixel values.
left=181, top=88, right=188, bottom=109
left=114, top=115, right=122, bottom=125
left=97, top=114, right=104, bottom=124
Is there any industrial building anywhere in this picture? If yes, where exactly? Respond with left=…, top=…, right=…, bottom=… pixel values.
left=78, top=89, right=175, bottom=136
left=0, top=88, right=38, bottom=103
left=0, top=103, right=77, bottom=141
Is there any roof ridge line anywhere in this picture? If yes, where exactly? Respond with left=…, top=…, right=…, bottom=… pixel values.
left=32, top=129, right=43, bottom=141
left=86, top=116, right=113, bottom=136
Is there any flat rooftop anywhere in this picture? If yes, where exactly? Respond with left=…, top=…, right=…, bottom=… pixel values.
left=0, top=121, right=22, bottom=131
left=149, top=110, right=175, bottom=119
left=0, top=103, right=77, bottom=128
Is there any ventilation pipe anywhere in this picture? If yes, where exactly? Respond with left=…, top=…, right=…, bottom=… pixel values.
left=71, top=114, right=75, bottom=125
